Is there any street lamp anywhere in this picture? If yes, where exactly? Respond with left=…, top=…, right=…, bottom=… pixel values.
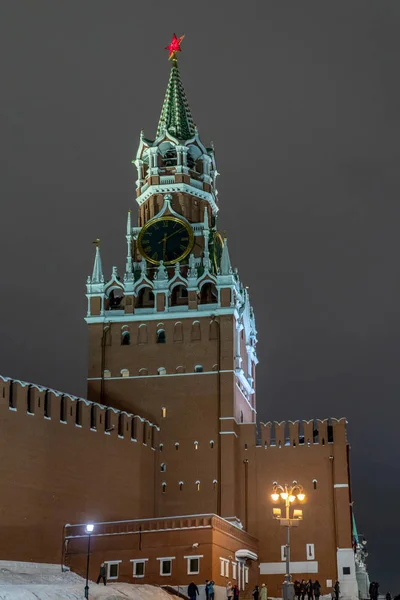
left=271, top=482, right=306, bottom=600
left=84, top=524, right=94, bottom=599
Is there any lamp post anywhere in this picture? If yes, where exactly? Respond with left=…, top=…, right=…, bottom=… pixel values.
left=271, top=482, right=306, bottom=600
left=84, top=524, right=94, bottom=599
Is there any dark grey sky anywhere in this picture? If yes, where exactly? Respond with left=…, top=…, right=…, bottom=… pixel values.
left=1, top=0, right=399, bottom=590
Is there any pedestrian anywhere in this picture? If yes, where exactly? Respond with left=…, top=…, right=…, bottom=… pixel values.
left=295, top=581, right=301, bottom=600
left=374, top=583, right=380, bottom=600
left=260, top=583, right=268, bottom=600
left=227, top=581, right=233, bottom=600
left=233, top=583, right=240, bottom=600
left=188, top=582, right=199, bottom=600
left=300, top=580, right=306, bottom=600
left=334, top=580, right=340, bottom=600
left=252, top=585, right=260, bottom=600
left=209, top=581, right=215, bottom=600
left=313, top=580, right=321, bottom=600
left=96, top=562, right=107, bottom=586
left=306, top=580, right=313, bottom=600
left=205, top=580, right=210, bottom=600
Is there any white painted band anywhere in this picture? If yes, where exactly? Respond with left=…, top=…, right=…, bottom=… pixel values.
left=334, top=484, right=349, bottom=488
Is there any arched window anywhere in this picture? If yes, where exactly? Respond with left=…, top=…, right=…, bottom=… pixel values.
left=179, top=481, right=184, bottom=491
left=138, top=324, right=148, bottom=345
left=136, top=287, right=154, bottom=309
left=139, top=368, right=148, bottom=376
left=313, top=479, right=318, bottom=490
left=210, top=440, right=214, bottom=449
left=103, top=369, right=111, bottom=378
left=121, top=331, right=130, bottom=345
left=199, top=282, right=218, bottom=305
left=160, top=463, right=166, bottom=472
left=158, top=367, right=167, bottom=376
left=159, top=443, right=163, bottom=452
left=162, top=482, right=167, bottom=493
left=90, top=405, right=97, bottom=429
left=175, top=442, right=179, bottom=450
left=195, top=365, right=203, bottom=373
left=194, top=441, right=199, bottom=450
left=121, top=369, right=129, bottom=377
left=173, top=322, right=183, bottom=342
left=108, top=288, right=124, bottom=310
left=164, top=147, right=177, bottom=166
left=176, top=366, right=185, bottom=374
left=157, top=329, right=166, bottom=343
left=195, top=480, right=200, bottom=492
left=162, top=407, right=167, bottom=418
left=209, top=320, right=219, bottom=340
left=170, top=284, right=188, bottom=307
left=213, top=479, right=218, bottom=491
left=191, top=321, right=201, bottom=341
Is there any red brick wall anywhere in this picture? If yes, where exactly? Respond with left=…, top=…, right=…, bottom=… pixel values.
left=0, top=378, right=157, bottom=563
left=238, top=419, right=351, bottom=596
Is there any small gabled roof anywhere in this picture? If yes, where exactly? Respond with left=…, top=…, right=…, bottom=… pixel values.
left=156, top=58, right=195, bottom=141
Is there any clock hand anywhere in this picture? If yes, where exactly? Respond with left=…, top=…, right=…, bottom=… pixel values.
left=157, top=228, right=186, bottom=244
left=164, top=227, right=186, bottom=242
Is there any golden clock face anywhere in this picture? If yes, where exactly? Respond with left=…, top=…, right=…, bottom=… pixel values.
left=137, top=216, right=194, bottom=266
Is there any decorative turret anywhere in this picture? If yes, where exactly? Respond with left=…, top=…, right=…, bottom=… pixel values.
left=91, top=240, right=104, bottom=284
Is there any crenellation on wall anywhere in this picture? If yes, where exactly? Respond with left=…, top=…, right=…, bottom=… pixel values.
left=256, top=418, right=347, bottom=450
left=0, top=376, right=159, bottom=447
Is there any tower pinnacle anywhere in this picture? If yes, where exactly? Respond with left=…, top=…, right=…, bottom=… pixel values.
left=157, top=35, right=195, bottom=140
left=91, top=240, right=104, bottom=284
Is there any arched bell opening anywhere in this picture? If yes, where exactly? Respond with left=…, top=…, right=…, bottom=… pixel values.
left=105, top=288, right=124, bottom=311
left=169, top=284, right=188, bottom=307
left=136, top=287, right=154, bottom=309
left=199, top=282, right=218, bottom=305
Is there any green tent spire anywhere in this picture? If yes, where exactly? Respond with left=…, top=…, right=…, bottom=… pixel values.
left=156, top=57, right=196, bottom=141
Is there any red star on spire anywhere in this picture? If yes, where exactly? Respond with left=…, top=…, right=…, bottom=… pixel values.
left=165, top=33, right=185, bottom=60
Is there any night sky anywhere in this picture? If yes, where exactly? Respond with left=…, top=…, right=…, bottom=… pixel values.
left=1, top=1, right=399, bottom=590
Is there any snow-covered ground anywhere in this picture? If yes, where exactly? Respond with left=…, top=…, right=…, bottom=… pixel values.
left=0, top=561, right=173, bottom=600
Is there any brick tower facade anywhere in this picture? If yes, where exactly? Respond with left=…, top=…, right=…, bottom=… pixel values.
left=86, top=49, right=258, bottom=522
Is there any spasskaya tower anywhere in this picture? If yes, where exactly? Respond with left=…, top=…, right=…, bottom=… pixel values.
left=85, top=34, right=258, bottom=521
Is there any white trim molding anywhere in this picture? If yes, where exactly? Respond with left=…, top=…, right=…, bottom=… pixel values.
left=157, top=556, right=175, bottom=576
left=130, top=558, right=148, bottom=578
left=184, top=555, right=204, bottom=575
left=260, top=561, right=318, bottom=575
left=334, top=484, right=349, bottom=488
left=104, top=560, right=122, bottom=580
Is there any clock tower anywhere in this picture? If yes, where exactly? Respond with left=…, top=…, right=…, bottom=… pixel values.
left=85, top=36, right=258, bottom=521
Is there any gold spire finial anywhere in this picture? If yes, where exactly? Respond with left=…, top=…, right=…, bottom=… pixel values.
left=92, top=238, right=100, bottom=247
